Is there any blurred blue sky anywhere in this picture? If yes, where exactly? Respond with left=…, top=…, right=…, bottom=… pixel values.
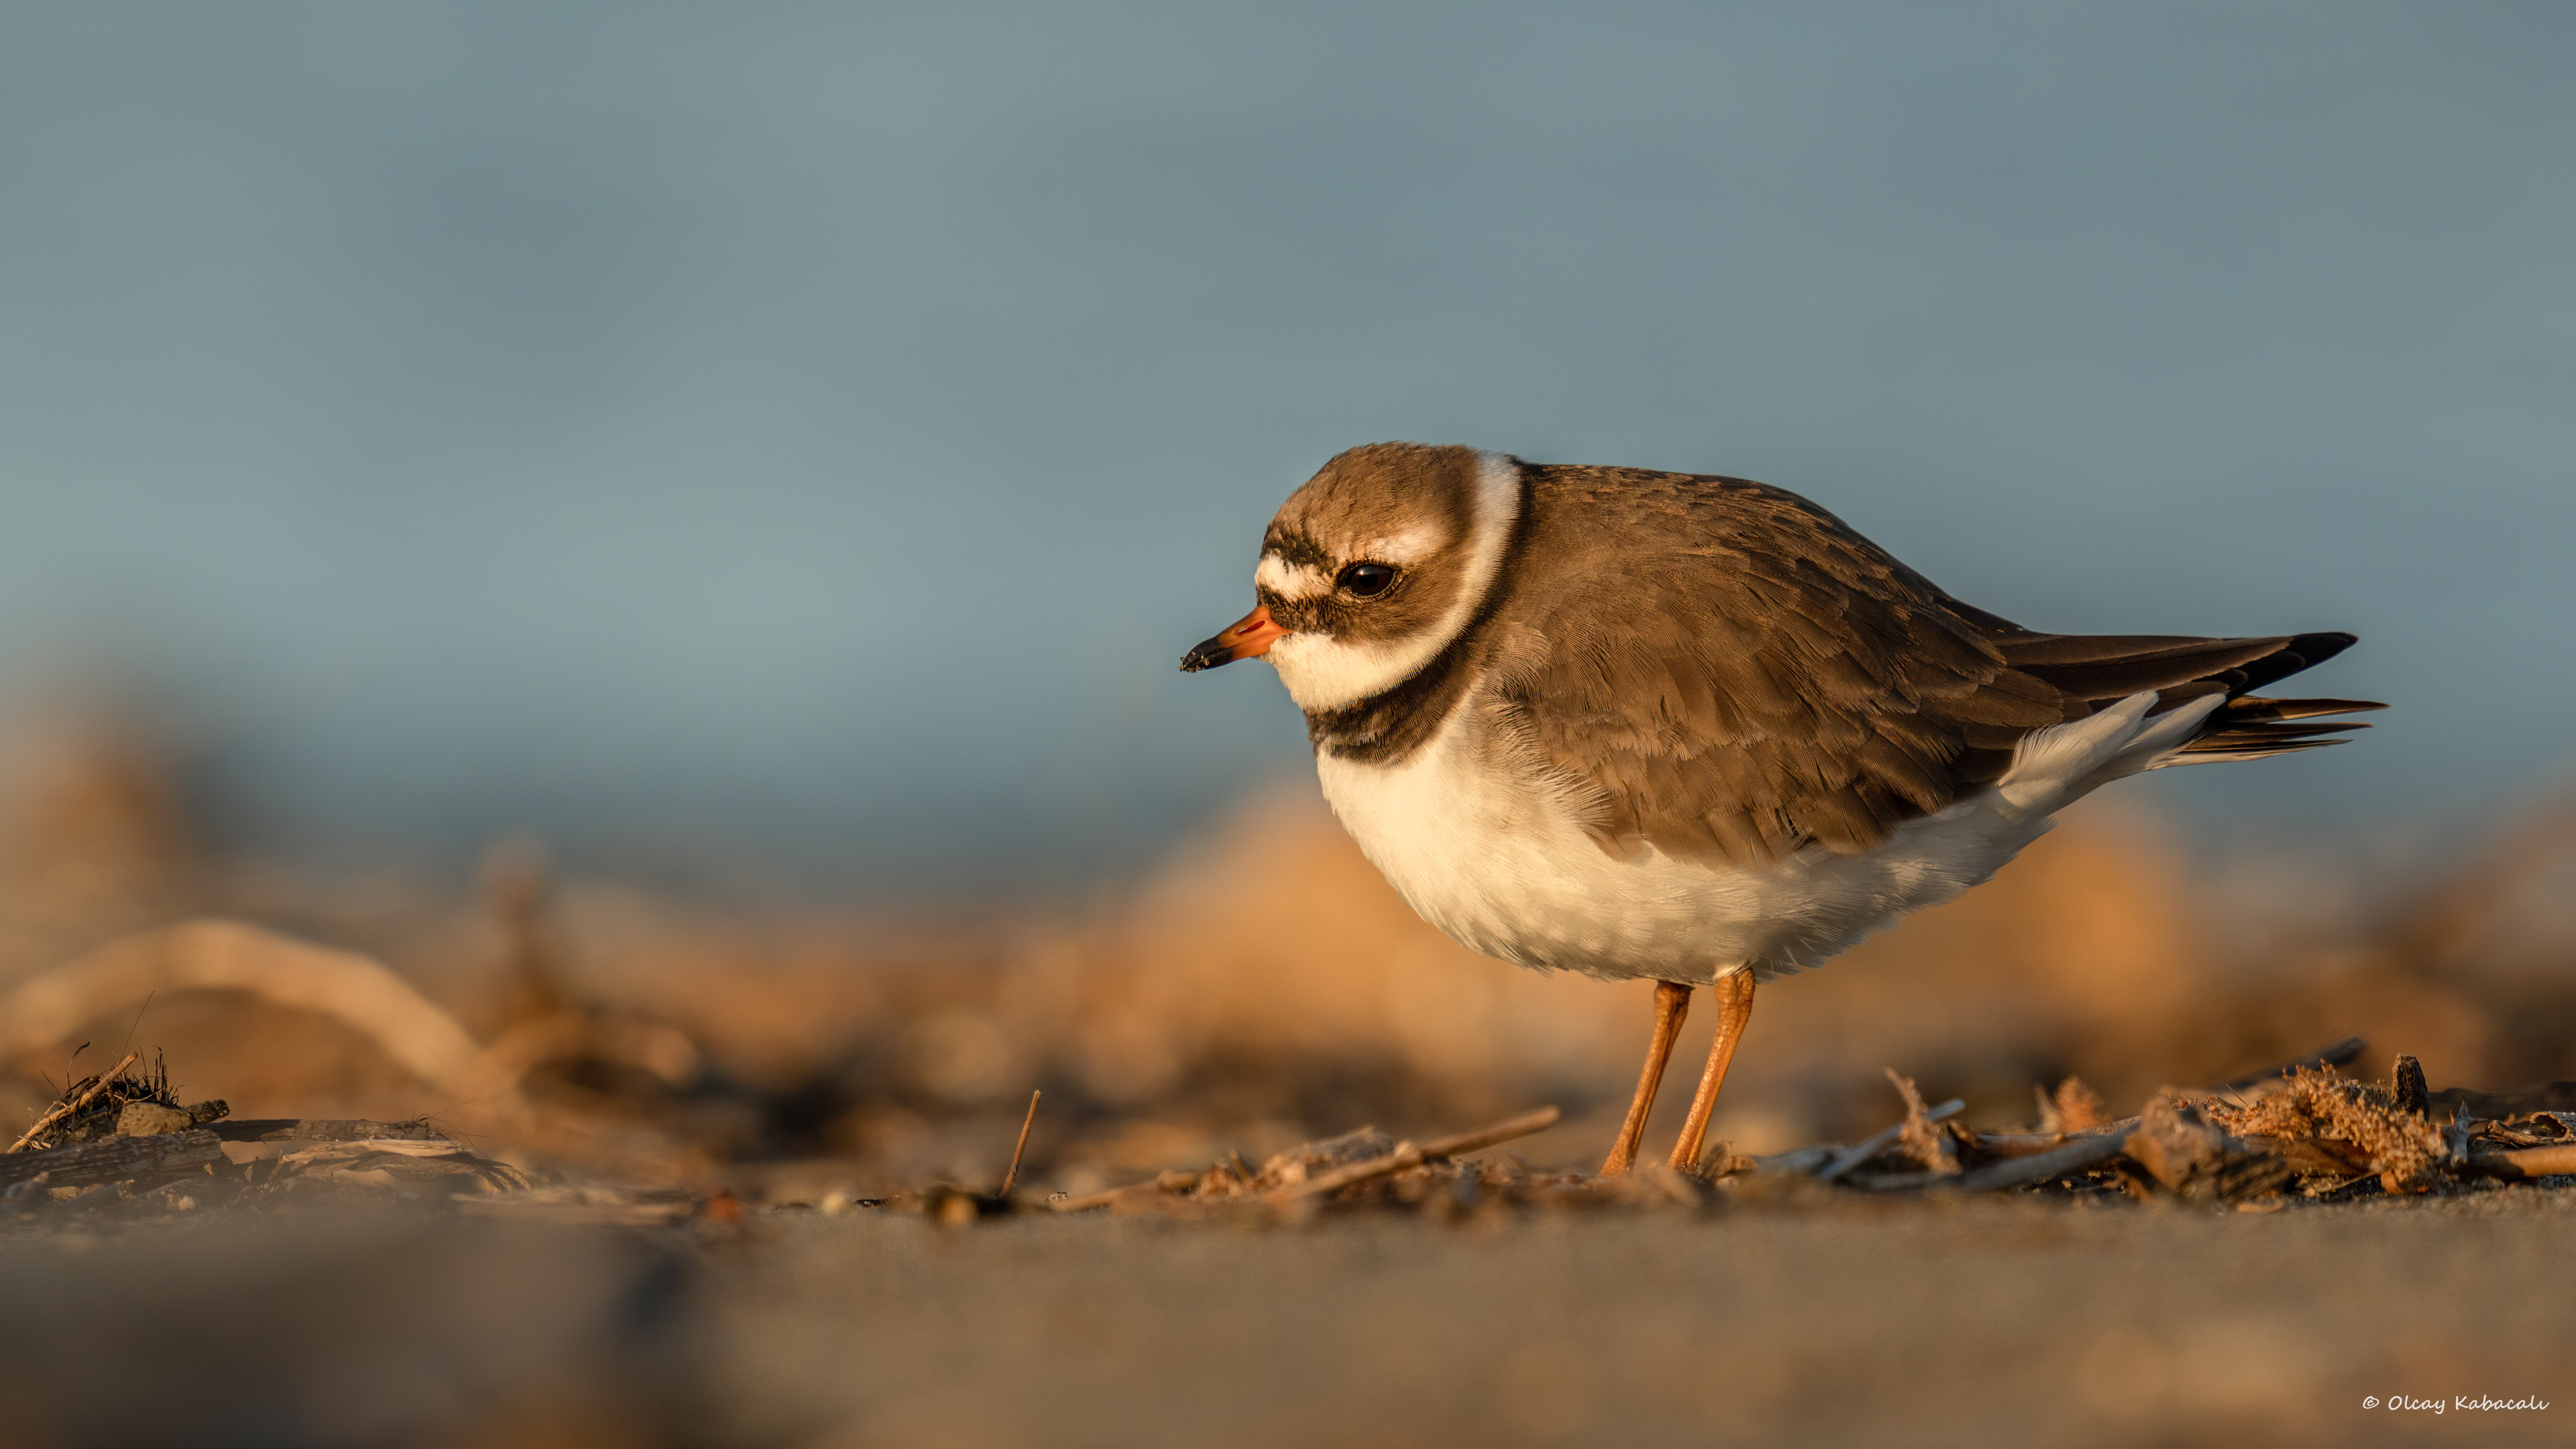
left=0, top=3, right=2569, bottom=892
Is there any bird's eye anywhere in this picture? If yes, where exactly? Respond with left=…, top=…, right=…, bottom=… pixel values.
left=1336, top=562, right=1397, bottom=598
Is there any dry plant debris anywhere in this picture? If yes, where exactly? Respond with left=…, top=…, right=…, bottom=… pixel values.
left=994, top=1037, right=2576, bottom=1225
left=5, top=1049, right=227, bottom=1153
left=9, top=1029, right=2576, bottom=1232
left=2204, top=1066, right=2447, bottom=1193
left=0, top=1049, right=548, bottom=1221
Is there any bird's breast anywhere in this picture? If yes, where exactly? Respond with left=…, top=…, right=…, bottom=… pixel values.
left=1312, top=704, right=2063, bottom=982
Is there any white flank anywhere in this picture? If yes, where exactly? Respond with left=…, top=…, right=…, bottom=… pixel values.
left=1319, top=690, right=2224, bottom=984
left=1268, top=452, right=1523, bottom=713
left=1998, top=690, right=2224, bottom=812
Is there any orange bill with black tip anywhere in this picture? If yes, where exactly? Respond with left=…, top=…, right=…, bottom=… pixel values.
left=1179, top=604, right=1287, bottom=672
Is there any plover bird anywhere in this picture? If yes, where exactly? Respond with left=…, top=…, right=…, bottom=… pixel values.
left=1182, top=443, right=2379, bottom=1175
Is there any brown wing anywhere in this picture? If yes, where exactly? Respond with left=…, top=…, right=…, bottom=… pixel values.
left=1485, top=466, right=2377, bottom=867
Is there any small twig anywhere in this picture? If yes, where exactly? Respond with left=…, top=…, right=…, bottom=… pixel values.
left=1287, top=1142, right=1430, bottom=1199
left=119, top=990, right=157, bottom=1060
left=1971, top=1132, right=2084, bottom=1158
left=1053, top=1107, right=1564, bottom=1214
left=1939, top=1130, right=2133, bottom=1192
left=1050, top=1170, right=1200, bottom=1214
left=1748, top=1144, right=1837, bottom=1175
left=2215, top=1036, right=2366, bottom=1094
left=1273, top=1106, right=1564, bottom=1202
left=2430, top=1081, right=2576, bottom=1118
left=2457, top=1144, right=2576, bottom=1180
left=1814, top=1099, right=1963, bottom=1184
left=1000, top=1089, right=1041, bottom=1197
left=1419, top=1106, right=1562, bottom=1161
left=5, top=1050, right=140, bottom=1153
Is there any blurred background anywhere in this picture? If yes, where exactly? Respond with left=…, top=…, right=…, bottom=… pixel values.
left=0, top=3, right=2571, bottom=1188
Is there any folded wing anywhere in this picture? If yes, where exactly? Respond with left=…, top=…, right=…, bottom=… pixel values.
left=1491, top=472, right=2380, bottom=868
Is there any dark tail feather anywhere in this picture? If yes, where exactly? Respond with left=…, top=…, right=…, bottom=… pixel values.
left=2174, top=718, right=2372, bottom=763
left=2173, top=684, right=2384, bottom=761
left=2216, top=694, right=2383, bottom=722
left=2002, top=635, right=2292, bottom=700
left=2235, top=631, right=2357, bottom=691
left=1996, top=628, right=2382, bottom=761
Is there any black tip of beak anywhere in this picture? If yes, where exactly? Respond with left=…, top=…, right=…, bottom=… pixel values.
left=1179, top=636, right=1236, bottom=674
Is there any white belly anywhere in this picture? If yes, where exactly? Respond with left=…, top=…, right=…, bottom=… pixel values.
left=1314, top=692, right=2211, bottom=983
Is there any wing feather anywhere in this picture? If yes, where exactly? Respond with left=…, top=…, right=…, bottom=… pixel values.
left=1485, top=466, right=2379, bottom=868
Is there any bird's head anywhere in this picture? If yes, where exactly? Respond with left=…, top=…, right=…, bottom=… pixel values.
left=1180, top=442, right=1523, bottom=715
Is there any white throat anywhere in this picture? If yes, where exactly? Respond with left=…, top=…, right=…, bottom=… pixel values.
left=1267, top=452, right=1523, bottom=714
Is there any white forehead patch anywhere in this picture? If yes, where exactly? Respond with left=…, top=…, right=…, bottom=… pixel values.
left=1267, top=451, right=1523, bottom=714
left=1350, top=521, right=1444, bottom=566
left=1254, top=553, right=1331, bottom=600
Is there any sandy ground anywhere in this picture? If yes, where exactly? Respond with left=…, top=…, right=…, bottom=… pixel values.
left=3, top=771, right=2573, bottom=1448
left=3, top=1191, right=2571, bottom=1448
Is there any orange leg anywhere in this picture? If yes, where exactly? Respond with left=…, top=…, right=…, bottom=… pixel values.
left=1667, top=970, right=1758, bottom=1173
left=1600, top=980, right=1693, bottom=1175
